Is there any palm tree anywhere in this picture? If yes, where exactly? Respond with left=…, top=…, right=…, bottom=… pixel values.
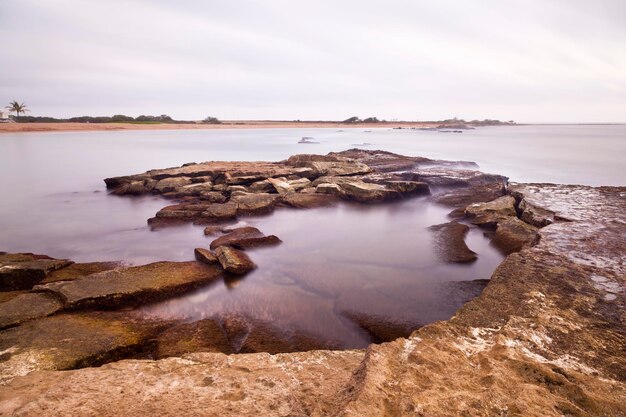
left=5, top=101, right=29, bottom=118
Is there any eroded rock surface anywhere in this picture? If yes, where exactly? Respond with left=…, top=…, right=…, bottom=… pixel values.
left=429, top=221, right=478, bottom=263
left=0, top=253, right=73, bottom=290
left=2, top=183, right=623, bottom=416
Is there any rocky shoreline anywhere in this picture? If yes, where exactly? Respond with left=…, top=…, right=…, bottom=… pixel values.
left=0, top=150, right=624, bottom=416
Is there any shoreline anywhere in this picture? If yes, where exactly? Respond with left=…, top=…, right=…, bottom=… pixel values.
left=0, top=121, right=437, bottom=133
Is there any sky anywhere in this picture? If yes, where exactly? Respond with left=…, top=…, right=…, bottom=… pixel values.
left=1, top=0, right=625, bottom=122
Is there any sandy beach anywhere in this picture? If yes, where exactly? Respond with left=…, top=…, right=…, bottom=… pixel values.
left=0, top=121, right=438, bottom=133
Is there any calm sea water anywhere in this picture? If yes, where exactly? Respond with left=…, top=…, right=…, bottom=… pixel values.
left=0, top=125, right=623, bottom=348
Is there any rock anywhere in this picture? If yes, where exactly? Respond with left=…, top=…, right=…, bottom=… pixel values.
left=226, top=185, right=248, bottom=193
left=307, top=161, right=373, bottom=177
left=154, top=202, right=211, bottom=220
left=0, top=350, right=365, bottom=416
left=384, top=180, right=430, bottom=195
left=153, top=177, right=192, bottom=193
left=464, top=195, right=517, bottom=226
left=34, top=261, right=223, bottom=309
left=0, top=311, right=167, bottom=385
left=0, top=292, right=64, bottom=330
left=249, top=179, right=275, bottom=193
left=110, top=180, right=149, bottom=196
left=197, top=191, right=228, bottom=203
left=519, top=198, right=555, bottom=227
left=194, top=248, right=220, bottom=265
left=200, top=202, right=238, bottom=221
left=281, top=192, right=339, bottom=209
left=221, top=314, right=340, bottom=354
left=432, top=182, right=507, bottom=209
left=266, top=177, right=292, bottom=194
left=210, top=227, right=281, bottom=250
left=155, top=319, right=232, bottom=358
left=285, top=154, right=345, bottom=166
left=288, top=177, right=312, bottom=191
left=202, top=226, right=223, bottom=236
left=214, top=247, right=256, bottom=275
left=343, top=311, right=418, bottom=343
left=231, top=193, right=278, bottom=215
left=41, top=262, right=121, bottom=284
left=0, top=253, right=73, bottom=291
left=171, top=182, right=214, bottom=197
left=315, top=183, right=342, bottom=195
left=340, top=181, right=400, bottom=203
left=491, top=217, right=539, bottom=254
left=429, top=222, right=477, bottom=263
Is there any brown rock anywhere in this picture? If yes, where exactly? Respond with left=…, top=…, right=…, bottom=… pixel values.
left=384, top=180, right=430, bottom=195
left=492, top=217, right=540, bottom=254
left=231, top=193, right=278, bottom=215
left=42, top=262, right=121, bottom=284
left=209, top=227, right=281, bottom=250
left=0, top=292, right=64, bottom=330
left=429, top=221, right=477, bottom=263
left=0, top=311, right=167, bottom=385
left=214, top=246, right=256, bottom=275
left=200, top=202, right=238, bottom=221
left=281, top=192, right=339, bottom=209
left=194, top=248, right=220, bottom=265
left=34, top=261, right=223, bottom=309
left=340, top=181, right=400, bottom=203
left=202, top=226, right=223, bottom=236
left=0, top=253, right=73, bottom=291
left=343, top=311, right=418, bottom=343
left=155, top=319, right=232, bottom=358
left=153, top=177, right=192, bottom=193
left=432, top=182, right=506, bottom=209
left=465, top=195, right=517, bottom=226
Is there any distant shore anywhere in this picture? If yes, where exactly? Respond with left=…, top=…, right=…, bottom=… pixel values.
left=0, top=121, right=442, bottom=133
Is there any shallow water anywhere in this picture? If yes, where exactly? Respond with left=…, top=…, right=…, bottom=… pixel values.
left=0, top=125, right=623, bottom=348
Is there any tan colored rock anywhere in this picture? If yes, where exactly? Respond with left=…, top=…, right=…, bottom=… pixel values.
left=41, top=262, right=121, bottom=284
left=155, top=319, right=232, bottom=358
left=0, top=253, right=73, bottom=291
left=429, top=221, right=477, bottom=263
left=0, top=292, right=63, bottom=330
left=194, top=248, right=220, bottom=265
left=209, top=227, right=281, bottom=250
left=231, top=193, right=278, bottom=215
left=200, top=202, right=238, bottom=221
left=153, top=177, right=192, bottom=193
left=34, top=261, right=223, bottom=309
left=465, top=195, right=517, bottom=226
left=215, top=246, right=256, bottom=275
left=340, top=181, right=401, bottom=203
left=492, top=217, right=539, bottom=254
left=281, top=192, right=339, bottom=209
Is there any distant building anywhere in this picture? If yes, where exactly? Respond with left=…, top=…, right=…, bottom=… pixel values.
left=0, top=110, right=13, bottom=121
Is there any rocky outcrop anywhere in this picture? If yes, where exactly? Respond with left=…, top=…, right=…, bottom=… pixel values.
left=215, top=246, right=256, bottom=275
left=194, top=248, right=220, bottom=265
left=429, top=221, right=478, bottom=263
left=0, top=292, right=63, bottom=330
left=491, top=217, right=539, bottom=254
left=34, top=261, right=223, bottom=309
left=209, top=227, right=281, bottom=250
left=0, top=253, right=73, bottom=290
left=464, top=195, right=517, bottom=226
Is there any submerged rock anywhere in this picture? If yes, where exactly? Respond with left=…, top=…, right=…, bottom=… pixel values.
left=215, top=246, right=256, bottom=275
left=343, top=311, right=419, bottom=343
left=429, top=221, right=477, bottom=263
left=155, top=318, right=232, bottom=358
left=281, top=192, right=339, bottom=208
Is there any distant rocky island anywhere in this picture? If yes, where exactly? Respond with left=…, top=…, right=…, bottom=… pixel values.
left=0, top=149, right=623, bottom=416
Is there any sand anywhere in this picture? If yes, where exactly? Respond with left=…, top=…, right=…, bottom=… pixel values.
left=0, top=121, right=437, bottom=133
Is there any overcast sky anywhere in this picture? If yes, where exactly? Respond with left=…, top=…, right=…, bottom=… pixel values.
left=1, top=0, right=625, bottom=122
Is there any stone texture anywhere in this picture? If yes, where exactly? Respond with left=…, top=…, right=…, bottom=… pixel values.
left=0, top=311, right=167, bottom=385
left=194, top=248, right=220, bottom=265
left=429, top=221, right=478, bottom=263
left=0, top=184, right=625, bottom=416
left=214, top=246, right=256, bottom=275
left=492, top=217, right=540, bottom=254
left=465, top=195, right=517, bottom=226
left=155, top=319, right=232, bottom=358
left=0, top=253, right=73, bottom=291
left=41, top=262, right=121, bottom=284
left=281, top=192, right=339, bottom=209
left=232, top=193, right=279, bottom=215
left=200, top=202, right=238, bottom=221
left=34, top=261, right=223, bottom=309
left=209, top=227, right=281, bottom=250
left=0, top=292, right=64, bottom=330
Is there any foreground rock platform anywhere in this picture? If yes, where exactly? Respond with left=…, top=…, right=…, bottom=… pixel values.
left=1, top=151, right=624, bottom=416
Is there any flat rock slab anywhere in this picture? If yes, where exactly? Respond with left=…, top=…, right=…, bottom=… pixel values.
left=194, top=248, right=220, bottom=265
left=429, top=221, right=477, bottom=263
left=41, top=261, right=121, bottom=284
left=209, top=227, right=281, bottom=250
left=0, top=292, right=64, bottom=330
left=0, top=253, right=73, bottom=291
left=465, top=195, right=517, bottom=226
left=215, top=246, right=256, bottom=275
left=280, top=192, right=339, bottom=208
left=34, top=261, right=223, bottom=309
left=0, top=311, right=168, bottom=385
left=155, top=319, right=232, bottom=358
left=492, top=217, right=539, bottom=254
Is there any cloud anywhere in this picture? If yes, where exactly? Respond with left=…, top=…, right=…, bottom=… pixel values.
left=1, top=0, right=625, bottom=122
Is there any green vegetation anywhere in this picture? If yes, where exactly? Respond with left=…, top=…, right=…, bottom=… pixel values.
left=5, top=101, right=29, bottom=118
left=202, top=116, right=222, bottom=124
left=342, top=116, right=383, bottom=123
left=13, top=114, right=196, bottom=124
